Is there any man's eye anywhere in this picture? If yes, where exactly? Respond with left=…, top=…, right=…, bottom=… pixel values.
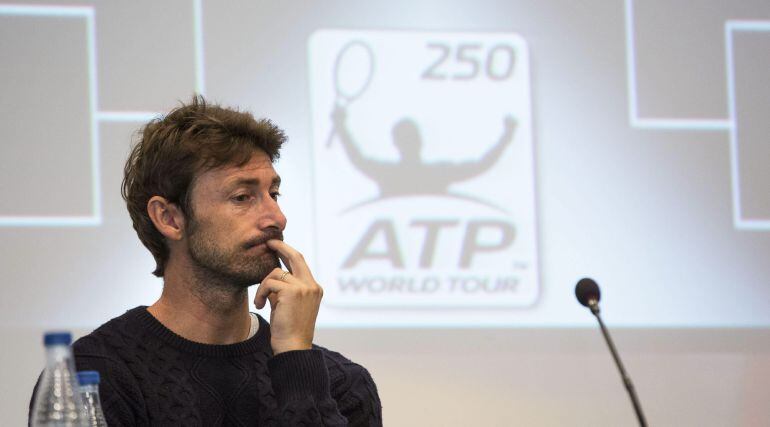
left=232, top=194, right=251, bottom=202
left=270, top=191, right=281, bottom=201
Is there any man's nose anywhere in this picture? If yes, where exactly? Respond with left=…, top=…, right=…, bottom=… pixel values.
left=259, top=196, right=287, bottom=231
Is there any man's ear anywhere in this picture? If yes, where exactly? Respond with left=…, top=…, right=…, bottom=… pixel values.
left=147, top=196, right=186, bottom=241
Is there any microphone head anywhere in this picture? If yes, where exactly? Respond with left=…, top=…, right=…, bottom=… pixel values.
left=575, top=277, right=601, bottom=307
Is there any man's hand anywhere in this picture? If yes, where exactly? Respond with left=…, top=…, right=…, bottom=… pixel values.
left=254, top=240, right=323, bottom=355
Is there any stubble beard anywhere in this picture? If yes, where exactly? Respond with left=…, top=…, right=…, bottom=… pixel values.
left=186, top=218, right=281, bottom=289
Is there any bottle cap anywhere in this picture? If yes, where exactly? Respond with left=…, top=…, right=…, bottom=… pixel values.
left=77, top=370, right=100, bottom=385
left=43, top=332, right=72, bottom=346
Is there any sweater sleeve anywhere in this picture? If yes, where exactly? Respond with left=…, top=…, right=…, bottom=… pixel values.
left=266, top=349, right=382, bottom=426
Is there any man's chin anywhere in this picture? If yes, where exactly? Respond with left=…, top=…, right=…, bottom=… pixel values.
left=235, top=255, right=280, bottom=286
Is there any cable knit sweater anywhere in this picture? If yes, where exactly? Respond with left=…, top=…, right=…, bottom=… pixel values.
left=32, top=306, right=382, bottom=426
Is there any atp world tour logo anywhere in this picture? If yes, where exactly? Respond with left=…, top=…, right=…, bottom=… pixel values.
left=308, top=30, right=539, bottom=308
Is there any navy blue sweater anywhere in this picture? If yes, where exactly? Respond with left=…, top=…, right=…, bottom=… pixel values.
left=31, top=307, right=382, bottom=426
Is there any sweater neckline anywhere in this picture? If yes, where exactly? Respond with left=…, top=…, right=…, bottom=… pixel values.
left=130, top=306, right=272, bottom=358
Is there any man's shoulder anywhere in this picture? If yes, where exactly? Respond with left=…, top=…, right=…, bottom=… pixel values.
left=313, top=344, right=359, bottom=368
left=313, top=344, right=378, bottom=395
left=311, top=344, right=382, bottom=424
left=72, top=306, right=148, bottom=359
left=65, top=307, right=152, bottom=425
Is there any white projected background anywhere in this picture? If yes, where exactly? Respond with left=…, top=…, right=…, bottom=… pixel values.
left=1, top=0, right=770, bottom=425
left=0, top=0, right=767, bottom=328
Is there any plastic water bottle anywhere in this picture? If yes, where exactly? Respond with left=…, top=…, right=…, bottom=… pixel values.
left=30, top=332, right=87, bottom=426
left=77, top=371, right=108, bottom=427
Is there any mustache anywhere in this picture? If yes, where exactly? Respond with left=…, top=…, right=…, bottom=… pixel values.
left=243, top=229, right=284, bottom=249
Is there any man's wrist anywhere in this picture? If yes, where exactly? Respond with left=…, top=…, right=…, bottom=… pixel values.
left=271, top=338, right=312, bottom=355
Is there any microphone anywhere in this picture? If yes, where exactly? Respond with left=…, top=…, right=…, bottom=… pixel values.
left=575, top=277, right=601, bottom=313
left=575, top=278, right=648, bottom=427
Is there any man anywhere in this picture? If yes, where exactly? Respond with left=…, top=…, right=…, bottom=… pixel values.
left=31, top=96, right=382, bottom=426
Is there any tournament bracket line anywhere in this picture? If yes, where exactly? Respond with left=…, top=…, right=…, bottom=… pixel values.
left=624, top=0, right=770, bottom=231
left=0, top=1, right=205, bottom=227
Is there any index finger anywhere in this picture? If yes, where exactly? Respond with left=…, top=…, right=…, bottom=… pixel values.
left=266, top=239, right=313, bottom=279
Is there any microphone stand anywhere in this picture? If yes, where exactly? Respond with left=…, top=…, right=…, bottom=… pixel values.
left=589, top=302, right=647, bottom=427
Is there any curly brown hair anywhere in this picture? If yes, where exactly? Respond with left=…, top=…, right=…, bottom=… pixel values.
left=121, top=95, right=286, bottom=277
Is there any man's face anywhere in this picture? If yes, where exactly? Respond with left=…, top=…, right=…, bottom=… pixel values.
left=184, top=151, right=287, bottom=287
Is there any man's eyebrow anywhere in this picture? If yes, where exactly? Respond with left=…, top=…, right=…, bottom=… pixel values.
left=227, top=178, right=260, bottom=188
left=226, top=176, right=281, bottom=189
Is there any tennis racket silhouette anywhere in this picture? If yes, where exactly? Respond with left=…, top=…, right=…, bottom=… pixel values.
left=326, top=40, right=375, bottom=147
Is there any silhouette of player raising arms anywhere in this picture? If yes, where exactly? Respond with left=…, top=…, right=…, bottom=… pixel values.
left=331, top=106, right=517, bottom=209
